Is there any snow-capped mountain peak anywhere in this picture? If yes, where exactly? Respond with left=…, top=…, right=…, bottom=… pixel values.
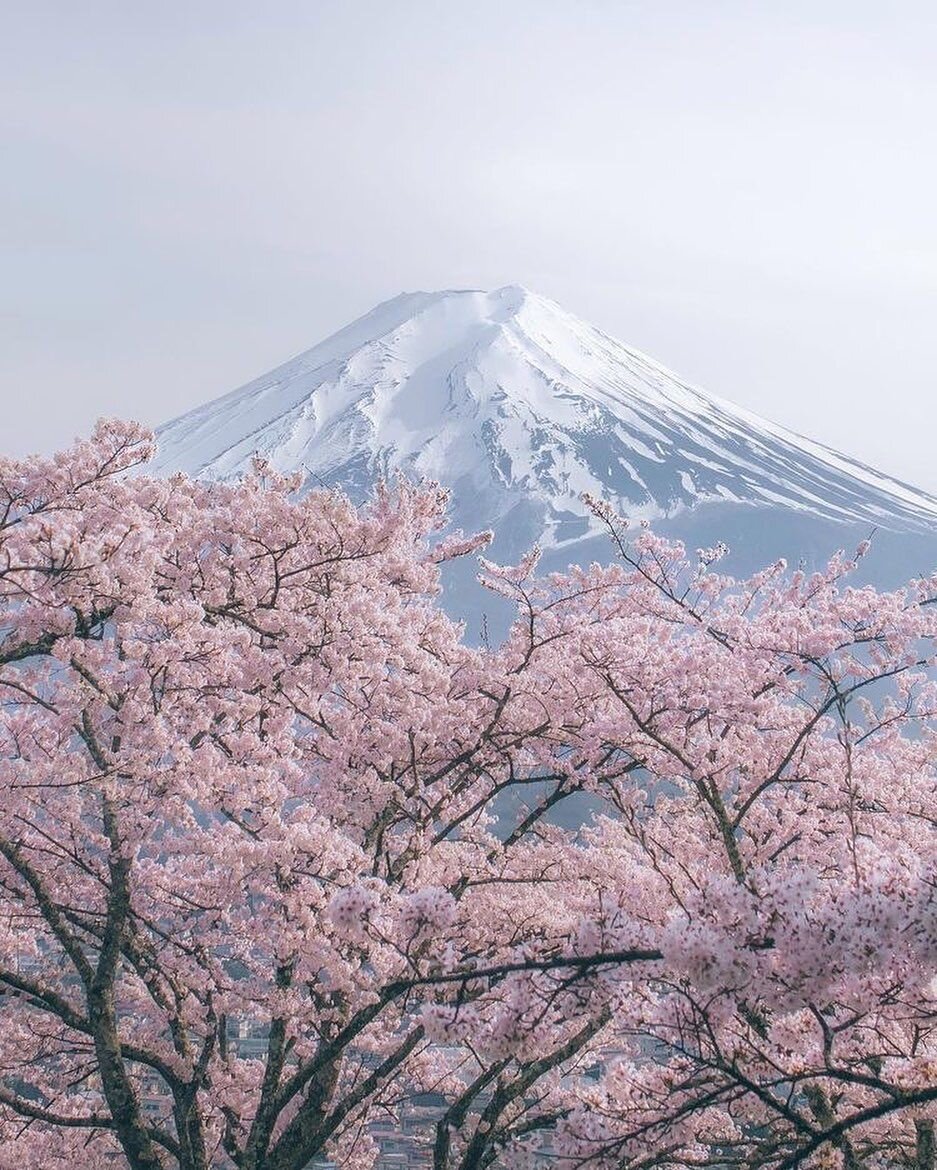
left=153, top=286, right=937, bottom=544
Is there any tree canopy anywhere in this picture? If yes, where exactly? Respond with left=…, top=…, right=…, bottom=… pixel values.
left=2, top=422, right=937, bottom=1170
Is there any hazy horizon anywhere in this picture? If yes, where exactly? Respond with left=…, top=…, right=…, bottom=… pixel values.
left=3, top=2, right=936, bottom=490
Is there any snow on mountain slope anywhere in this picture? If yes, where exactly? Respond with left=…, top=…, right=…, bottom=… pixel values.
left=153, top=286, right=937, bottom=544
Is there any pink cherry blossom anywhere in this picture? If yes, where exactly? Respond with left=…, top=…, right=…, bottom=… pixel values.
left=2, top=424, right=937, bottom=1169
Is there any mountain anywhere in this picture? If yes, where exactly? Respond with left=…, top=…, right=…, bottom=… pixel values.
left=154, top=286, right=937, bottom=612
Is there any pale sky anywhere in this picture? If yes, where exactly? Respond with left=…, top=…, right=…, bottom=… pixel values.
left=3, top=2, right=936, bottom=489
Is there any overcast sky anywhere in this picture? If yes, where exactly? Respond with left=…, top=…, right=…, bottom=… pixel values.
left=3, top=2, right=936, bottom=488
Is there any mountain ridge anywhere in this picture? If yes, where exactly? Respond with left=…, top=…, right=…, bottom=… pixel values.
left=153, top=286, right=937, bottom=547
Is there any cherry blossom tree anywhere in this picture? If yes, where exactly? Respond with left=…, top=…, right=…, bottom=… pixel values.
left=484, top=501, right=937, bottom=1170
left=0, top=422, right=643, bottom=1170
left=2, top=423, right=937, bottom=1170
